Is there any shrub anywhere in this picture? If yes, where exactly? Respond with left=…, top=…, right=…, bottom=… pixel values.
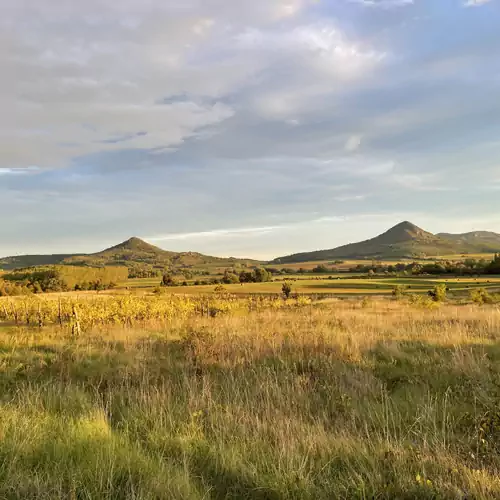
left=470, top=288, right=493, bottom=305
left=162, top=274, right=178, bottom=287
left=407, top=293, right=440, bottom=309
left=428, top=284, right=447, bottom=302
left=392, top=285, right=407, bottom=300
left=282, top=282, right=292, bottom=300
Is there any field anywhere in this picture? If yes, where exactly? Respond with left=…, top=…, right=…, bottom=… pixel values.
left=123, top=276, right=500, bottom=296
left=1, top=294, right=500, bottom=498
left=276, top=254, right=496, bottom=271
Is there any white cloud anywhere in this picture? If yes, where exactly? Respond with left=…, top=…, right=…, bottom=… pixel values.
left=0, top=1, right=382, bottom=169
left=242, top=23, right=385, bottom=121
left=334, top=194, right=366, bottom=201
left=464, top=0, right=492, bottom=6
left=351, top=0, right=414, bottom=7
left=147, top=225, right=288, bottom=242
left=345, top=135, right=363, bottom=152
left=0, top=167, right=40, bottom=175
left=389, top=173, right=457, bottom=191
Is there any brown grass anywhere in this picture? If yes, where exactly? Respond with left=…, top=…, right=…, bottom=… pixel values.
left=0, top=298, right=499, bottom=498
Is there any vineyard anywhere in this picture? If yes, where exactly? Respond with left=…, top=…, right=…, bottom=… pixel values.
left=0, top=293, right=312, bottom=332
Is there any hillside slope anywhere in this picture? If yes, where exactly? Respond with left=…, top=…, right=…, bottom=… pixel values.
left=438, top=231, right=500, bottom=252
left=273, top=221, right=499, bottom=263
left=0, top=254, right=79, bottom=271
left=1, top=237, right=259, bottom=271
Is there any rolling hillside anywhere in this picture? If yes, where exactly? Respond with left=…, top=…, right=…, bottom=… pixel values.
left=273, top=221, right=500, bottom=263
left=0, top=254, right=79, bottom=271
left=0, top=237, right=259, bottom=272
left=437, top=231, right=500, bottom=252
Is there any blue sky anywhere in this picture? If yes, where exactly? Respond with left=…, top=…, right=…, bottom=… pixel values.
left=1, top=0, right=499, bottom=259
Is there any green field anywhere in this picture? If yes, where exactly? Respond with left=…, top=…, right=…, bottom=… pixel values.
left=123, top=276, right=500, bottom=296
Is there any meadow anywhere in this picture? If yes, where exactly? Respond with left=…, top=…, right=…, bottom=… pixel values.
left=1, top=293, right=500, bottom=498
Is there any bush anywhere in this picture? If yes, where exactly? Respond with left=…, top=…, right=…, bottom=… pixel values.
left=312, top=265, right=330, bottom=273
left=470, top=288, right=494, bottom=305
left=428, top=284, right=447, bottom=302
left=222, top=271, right=240, bottom=284
left=392, top=285, right=407, bottom=300
left=407, top=293, right=440, bottom=309
left=162, top=274, right=178, bottom=287
left=282, top=282, right=292, bottom=300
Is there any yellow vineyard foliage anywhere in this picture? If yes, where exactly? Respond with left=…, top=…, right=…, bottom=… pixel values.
left=0, top=293, right=311, bottom=331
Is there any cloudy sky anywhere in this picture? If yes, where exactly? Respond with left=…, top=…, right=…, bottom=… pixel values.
left=1, top=0, right=500, bottom=259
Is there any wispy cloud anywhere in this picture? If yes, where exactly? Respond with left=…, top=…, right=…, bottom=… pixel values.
left=389, top=173, right=458, bottom=192
left=464, top=0, right=492, bottom=6
left=0, top=167, right=40, bottom=176
left=147, top=225, right=289, bottom=242
left=350, top=0, right=414, bottom=7
left=334, top=194, right=367, bottom=202
left=345, top=135, right=363, bottom=152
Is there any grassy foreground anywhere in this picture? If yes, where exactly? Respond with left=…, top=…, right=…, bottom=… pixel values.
left=1, top=299, right=500, bottom=498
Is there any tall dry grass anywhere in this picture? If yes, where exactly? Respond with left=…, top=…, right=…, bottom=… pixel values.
left=0, top=298, right=499, bottom=498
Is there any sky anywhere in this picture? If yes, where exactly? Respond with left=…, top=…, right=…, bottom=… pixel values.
left=1, top=0, right=500, bottom=260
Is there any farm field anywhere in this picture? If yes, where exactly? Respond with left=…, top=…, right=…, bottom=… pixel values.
left=434, top=253, right=496, bottom=261
left=276, top=254, right=496, bottom=271
left=123, top=276, right=500, bottom=296
left=0, top=295, right=500, bottom=497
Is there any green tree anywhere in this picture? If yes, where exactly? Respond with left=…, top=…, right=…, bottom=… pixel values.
left=313, top=264, right=329, bottom=273
left=222, top=270, right=240, bottom=284
left=239, top=271, right=254, bottom=283
left=254, top=268, right=271, bottom=283
left=486, top=254, right=500, bottom=274
left=162, top=274, right=177, bottom=287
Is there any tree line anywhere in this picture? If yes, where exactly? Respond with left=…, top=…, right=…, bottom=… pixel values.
left=0, top=266, right=128, bottom=296
left=161, top=268, right=273, bottom=287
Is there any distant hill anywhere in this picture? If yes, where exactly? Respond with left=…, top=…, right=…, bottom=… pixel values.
left=273, top=221, right=500, bottom=264
left=437, top=231, right=500, bottom=252
left=0, top=254, right=79, bottom=271
left=1, top=237, right=259, bottom=272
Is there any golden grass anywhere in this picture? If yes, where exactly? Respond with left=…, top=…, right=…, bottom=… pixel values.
left=0, top=299, right=500, bottom=498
